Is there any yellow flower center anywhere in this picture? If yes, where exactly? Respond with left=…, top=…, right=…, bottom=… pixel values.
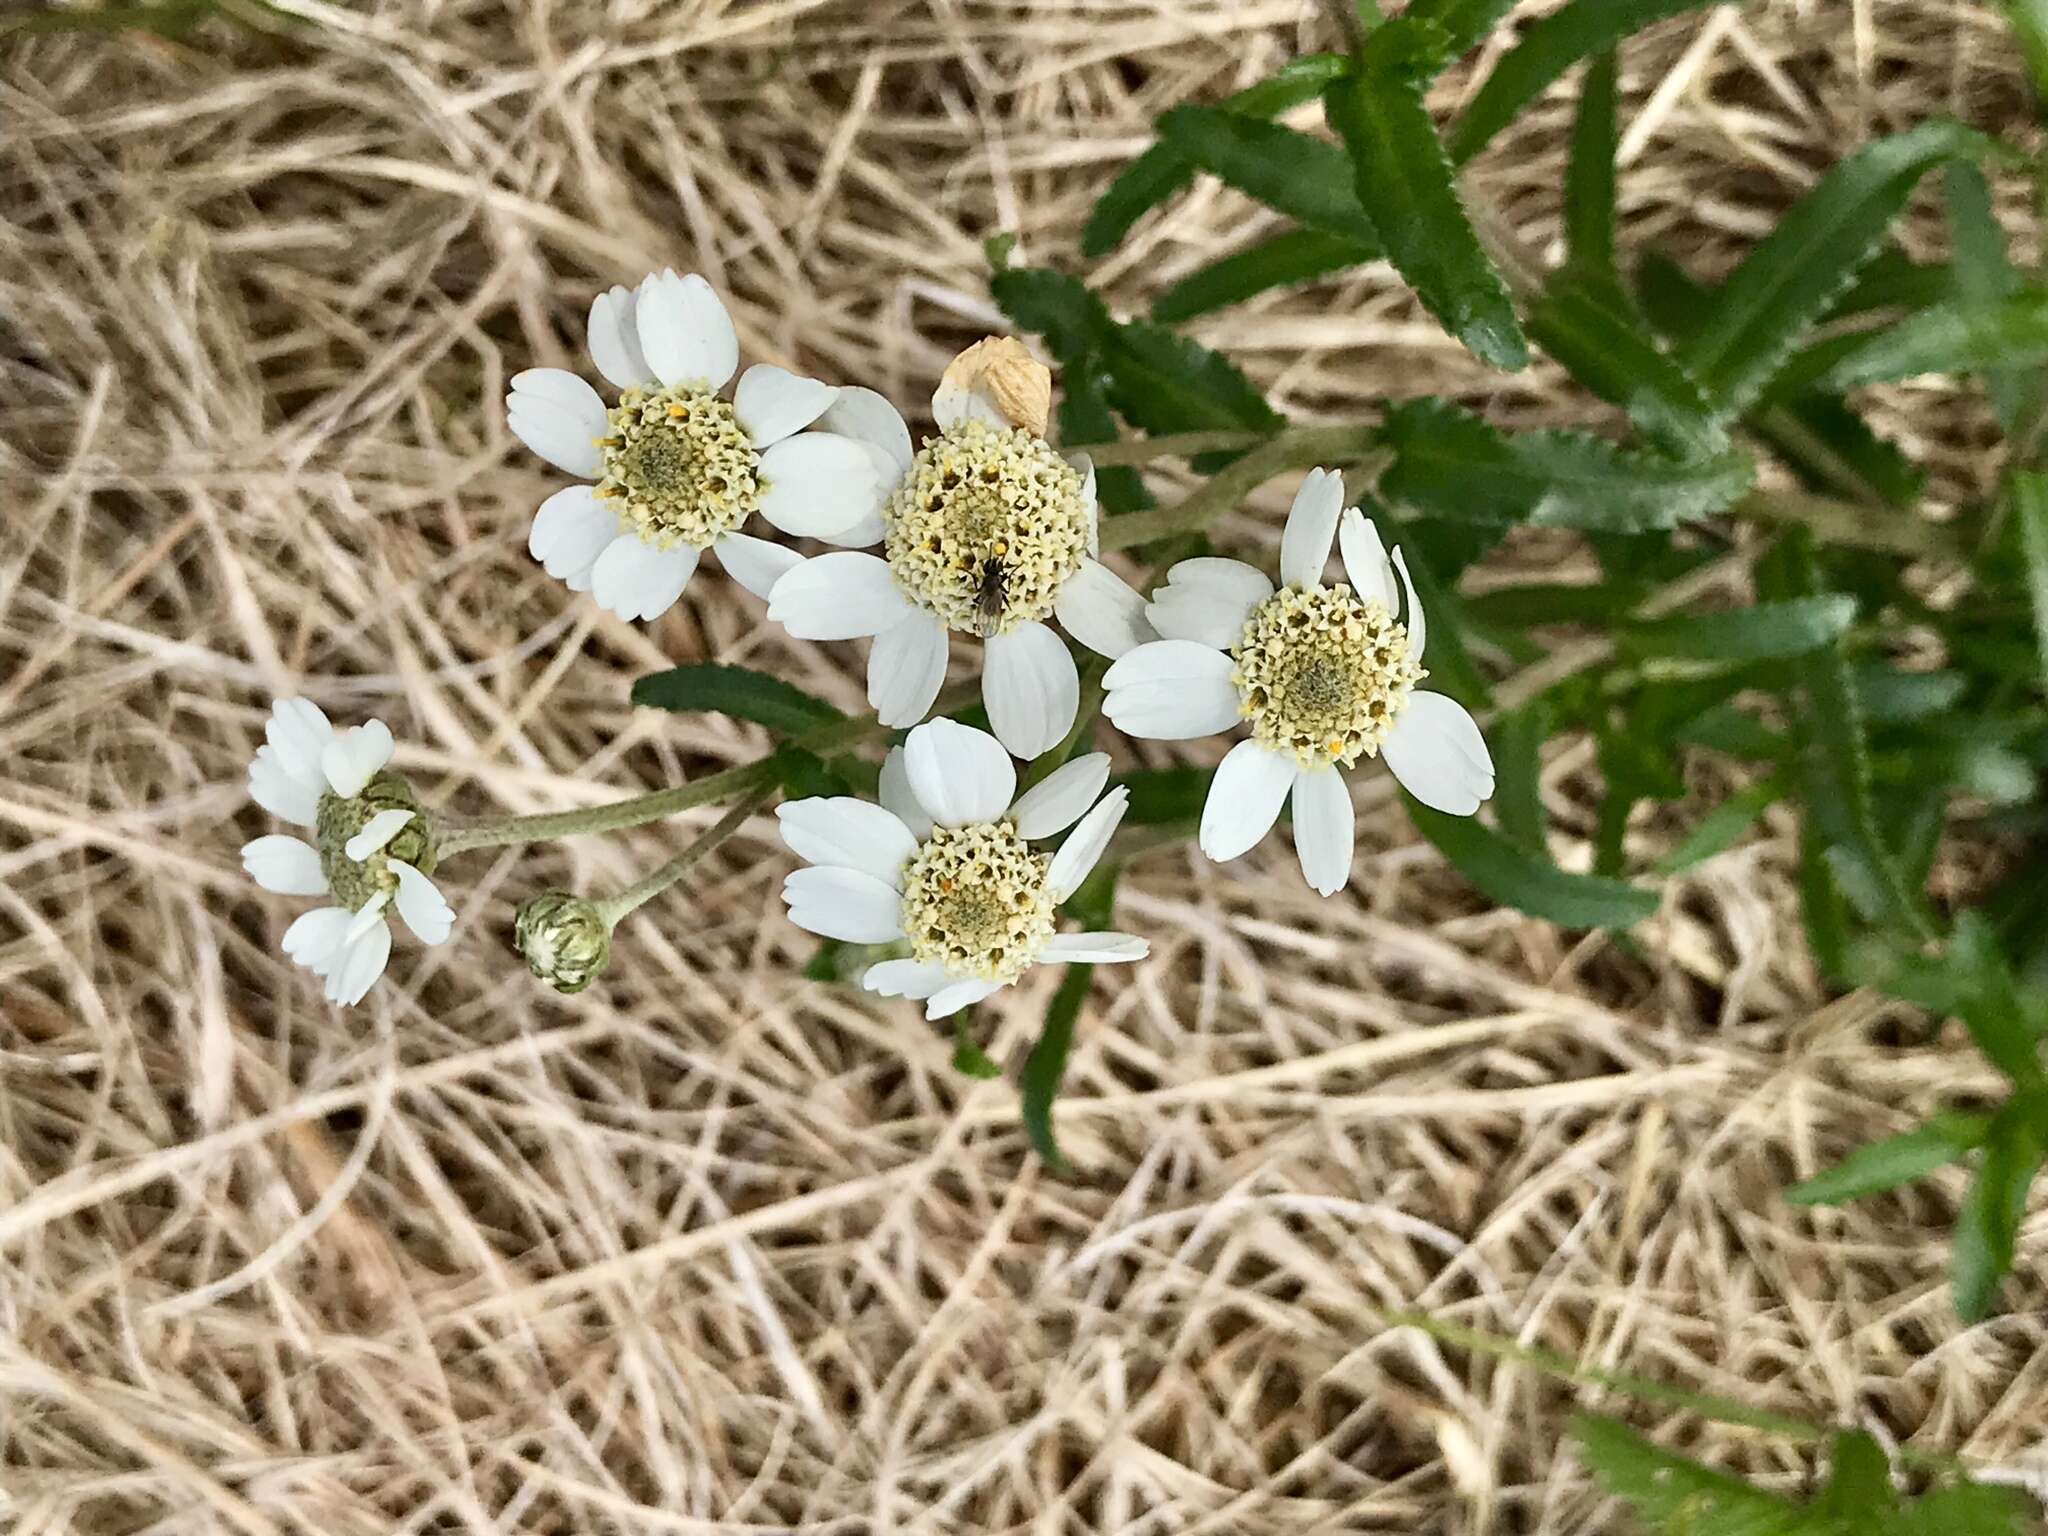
left=882, top=418, right=1089, bottom=636
left=1232, top=584, right=1424, bottom=767
left=899, top=820, right=1056, bottom=981
left=595, top=385, right=760, bottom=549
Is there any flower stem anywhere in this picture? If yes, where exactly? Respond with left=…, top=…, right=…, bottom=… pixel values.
left=596, top=784, right=773, bottom=926
left=1080, top=430, right=1267, bottom=466
left=1096, top=428, right=1390, bottom=552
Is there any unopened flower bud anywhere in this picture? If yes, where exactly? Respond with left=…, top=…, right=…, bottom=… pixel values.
left=515, top=891, right=611, bottom=994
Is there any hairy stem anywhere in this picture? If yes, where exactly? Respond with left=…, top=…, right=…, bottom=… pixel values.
left=1097, top=428, right=1389, bottom=551
left=598, top=786, right=773, bottom=925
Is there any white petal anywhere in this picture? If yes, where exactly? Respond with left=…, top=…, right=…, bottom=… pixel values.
left=904, top=717, right=1015, bottom=828
left=815, top=502, right=887, bottom=550
left=1039, top=931, right=1148, bottom=965
left=634, top=269, right=738, bottom=392
left=861, top=958, right=954, bottom=1001
left=529, top=485, right=618, bottom=588
left=757, top=433, right=884, bottom=538
left=391, top=861, right=455, bottom=946
left=282, top=906, right=353, bottom=974
left=587, top=284, right=653, bottom=390
left=326, top=923, right=392, bottom=1007
left=241, top=835, right=328, bottom=896
left=984, top=622, right=1080, bottom=760
left=1009, top=752, right=1111, bottom=839
left=343, top=808, right=414, bottom=862
left=868, top=611, right=950, bottom=727
left=507, top=368, right=607, bottom=479
left=1102, top=641, right=1241, bottom=741
left=1382, top=692, right=1494, bottom=816
left=931, top=373, right=1009, bottom=432
left=734, top=363, right=838, bottom=448
left=1291, top=763, right=1356, bottom=897
left=249, top=746, right=323, bottom=826
left=1047, top=785, right=1128, bottom=901
left=776, top=797, right=919, bottom=887
left=818, top=386, right=914, bottom=477
left=781, top=866, right=907, bottom=944
left=263, top=697, right=335, bottom=789
left=1146, top=557, right=1272, bottom=649
left=713, top=532, right=803, bottom=601
left=320, top=720, right=395, bottom=799
left=344, top=892, right=391, bottom=946
left=879, top=747, right=931, bottom=840
left=1280, top=467, right=1346, bottom=589
left=1392, top=547, right=1427, bottom=661
left=1074, top=457, right=1099, bottom=554
left=768, top=552, right=911, bottom=640
left=1339, top=507, right=1397, bottom=608
left=925, top=977, right=1007, bottom=1020
left=590, top=536, right=699, bottom=623
left=1054, top=558, right=1153, bottom=660
left=1199, top=740, right=1295, bottom=862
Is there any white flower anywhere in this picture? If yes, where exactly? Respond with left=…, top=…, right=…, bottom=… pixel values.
left=507, top=269, right=909, bottom=623
left=764, top=341, right=1152, bottom=760
left=777, top=718, right=1147, bottom=1019
left=1101, top=468, right=1494, bottom=897
left=242, top=698, right=455, bottom=1005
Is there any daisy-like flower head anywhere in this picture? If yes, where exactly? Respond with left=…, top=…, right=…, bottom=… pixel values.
left=766, top=339, right=1153, bottom=759
left=778, top=718, right=1148, bottom=1019
left=1102, top=469, right=1496, bottom=897
left=241, top=699, right=456, bottom=1005
left=507, top=269, right=911, bottom=623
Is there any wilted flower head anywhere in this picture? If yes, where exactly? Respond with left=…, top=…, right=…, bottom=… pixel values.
left=1102, top=469, right=1495, bottom=896
left=508, top=269, right=911, bottom=624
left=778, top=718, right=1146, bottom=1018
left=766, top=339, right=1153, bottom=759
left=242, top=699, right=454, bottom=1005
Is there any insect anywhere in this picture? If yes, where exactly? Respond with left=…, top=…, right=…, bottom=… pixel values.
left=972, top=542, right=1010, bottom=632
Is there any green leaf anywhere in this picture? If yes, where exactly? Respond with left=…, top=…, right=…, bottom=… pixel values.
left=1153, top=106, right=1383, bottom=246
left=1114, top=765, right=1213, bottom=826
left=1954, top=1095, right=2048, bottom=1321
left=1626, top=596, right=1858, bottom=664
left=1449, top=0, right=1733, bottom=164
left=1853, top=666, right=1967, bottom=722
left=1408, top=799, right=1661, bottom=928
left=1059, top=364, right=1152, bottom=512
left=1081, top=54, right=1351, bottom=256
left=1404, top=0, right=1518, bottom=57
left=1379, top=398, right=1752, bottom=533
left=1996, top=0, right=2048, bottom=112
left=2011, top=470, right=2048, bottom=691
left=1527, top=277, right=1724, bottom=458
left=1101, top=321, right=1285, bottom=440
left=1563, top=51, right=1620, bottom=290
left=1655, top=779, right=1783, bottom=874
left=1327, top=26, right=1529, bottom=372
left=1492, top=699, right=1553, bottom=850
left=1675, top=121, right=1986, bottom=415
left=631, top=663, right=845, bottom=735
left=1151, top=228, right=1376, bottom=323
left=1819, top=290, right=2048, bottom=389
left=1020, top=866, right=1122, bottom=1169
left=1947, top=160, right=2043, bottom=436
left=768, top=746, right=848, bottom=799
left=1951, top=915, right=2045, bottom=1085
left=952, top=1015, right=1003, bottom=1079
left=1785, top=1111, right=1994, bottom=1205
left=1896, top=1479, right=2043, bottom=1536
left=1572, top=1415, right=1802, bottom=1535
left=1812, top=1433, right=1899, bottom=1526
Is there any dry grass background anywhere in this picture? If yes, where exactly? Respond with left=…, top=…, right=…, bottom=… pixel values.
left=4, top=0, right=2048, bottom=1531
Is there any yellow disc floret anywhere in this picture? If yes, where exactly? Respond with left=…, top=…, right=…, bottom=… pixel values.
left=1232, top=583, right=1425, bottom=768
left=595, top=385, right=761, bottom=549
left=899, top=820, right=1057, bottom=982
left=882, top=418, right=1089, bottom=637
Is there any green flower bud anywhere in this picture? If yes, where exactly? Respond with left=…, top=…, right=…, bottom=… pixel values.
left=515, top=891, right=611, bottom=994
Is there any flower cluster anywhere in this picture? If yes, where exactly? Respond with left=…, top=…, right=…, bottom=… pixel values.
left=238, top=272, right=1492, bottom=1013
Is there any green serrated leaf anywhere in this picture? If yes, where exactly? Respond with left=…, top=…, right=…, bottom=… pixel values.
left=1528, top=277, right=1725, bottom=458
left=1493, top=699, right=1553, bottom=850
left=1450, top=0, right=1734, bottom=164
left=1408, top=799, right=1661, bottom=927
left=1020, top=866, right=1122, bottom=1169
left=1947, top=160, right=2043, bottom=437
left=1059, top=365, right=1153, bottom=512
left=1812, top=1433, right=1900, bottom=1526
left=1954, top=1095, right=2048, bottom=1321
left=1379, top=398, right=1752, bottom=532
left=952, top=1014, right=1003, bottom=1079
left=1786, top=1112, right=1994, bottom=1205
left=631, top=663, right=845, bottom=734
left=1626, top=596, right=1858, bottom=664
left=1153, top=105, right=1383, bottom=246
left=1996, top=0, right=2048, bottom=112
left=1853, top=666, right=1967, bottom=722
left=1676, top=120, right=1987, bottom=415
left=1327, top=31, right=1529, bottom=372
left=1404, top=0, right=1519, bottom=57
left=1819, top=290, right=2048, bottom=390
left=1563, top=50, right=1621, bottom=290
left=1573, top=1414, right=1803, bottom=1535
left=1152, top=228, right=1376, bottom=324
left=1655, top=779, right=1783, bottom=874
left=989, top=265, right=1112, bottom=360
left=1102, top=321, right=1285, bottom=440
left=2012, top=471, right=2048, bottom=692
left=1081, top=54, right=1351, bottom=257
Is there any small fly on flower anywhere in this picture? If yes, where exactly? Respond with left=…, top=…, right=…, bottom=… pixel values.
left=972, top=541, right=1011, bottom=634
